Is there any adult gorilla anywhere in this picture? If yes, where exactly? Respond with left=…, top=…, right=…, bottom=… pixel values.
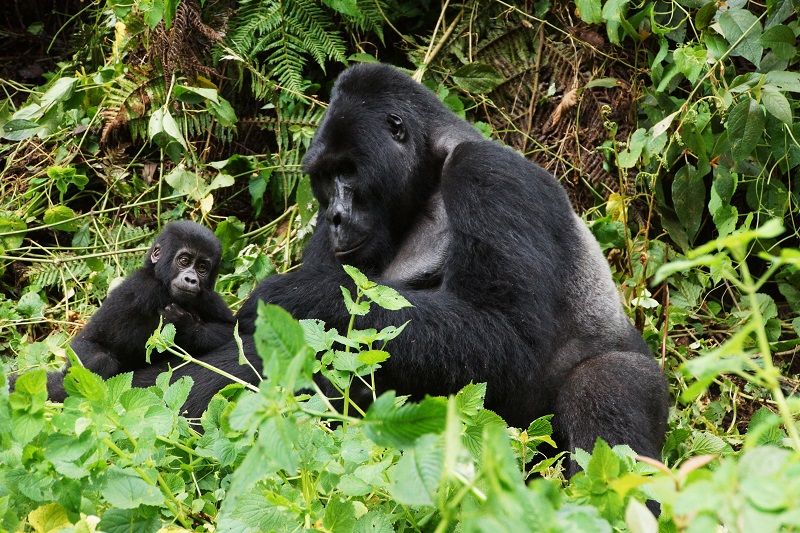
left=133, top=64, right=669, bottom=468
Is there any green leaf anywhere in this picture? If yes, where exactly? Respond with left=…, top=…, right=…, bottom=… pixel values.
left=575, top=0, right=602, bottom=23
left=674, top=45, right=706, bottom=84
left=617, top=128, right=647, bottom=168
left=672, top=164, right=705, bottom=244
left=0, top=211, right=26, bottom=250
left=451, top=63, right=504, bottom=94
left=148, top=106, right=187, bottom=149
left=16, top=291, right=47, bottom=318
left=323, top=498, right=356, bottom=533
left=254, top=302, right=308, bottom=381
left=601, top=0, right=630, bottom=44
left=63, top=366, right=107, bottom=402
left=759, top=24, right=797, bottom=59
left=363, top=392, right=447, bottom=448
left=586, top=439, right=620, bottom=482
left=2, top=119, right=42, bottom=140
left=173, top=84, right=219, bottom=104
left=718, top=9, right=764, bottom=67
left=341, top=286, right=370, bottom=316
left=28, top=503, right=71, bottom=533
left=39, top=77, right=78, bottom=111
left=323, top=0, right=361, bottom=17
left=726, top=97, right=765, bottom=161
left=389, top=434, right=443, bottom=506
left=455, top=382, right=487, bottom=418
left=761, top=87, right=792, bottom=125
left=164, top=166, right=206, bottom=199
left=43, top=206, right=80, bottom=232
left=362, top=284, right=412, bottom=310
left=102, top=467, right=165, bottom=509
left=357, top=349, right=390, bottom=365
left=695, top=1, right=718, bottom=30
left=208, top=96, right=238, bottom=127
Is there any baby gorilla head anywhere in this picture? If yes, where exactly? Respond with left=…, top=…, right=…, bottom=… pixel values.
left=147, top=221, right=222, bottom=305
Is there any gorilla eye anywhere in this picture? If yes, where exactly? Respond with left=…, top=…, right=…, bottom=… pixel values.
left=386, top=113, right=406, bottom=142
left=197, top=262, right=209, bottom=275
left=177, top=254, right=191, bottom=267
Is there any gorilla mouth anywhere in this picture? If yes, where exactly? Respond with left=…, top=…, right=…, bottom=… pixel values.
left=334, top=237, right=368, bottom=258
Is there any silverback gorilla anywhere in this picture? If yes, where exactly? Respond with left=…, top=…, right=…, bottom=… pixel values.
left=12, top=221, right=236, bottom=401
left=132, top=64, right=669, bottom=469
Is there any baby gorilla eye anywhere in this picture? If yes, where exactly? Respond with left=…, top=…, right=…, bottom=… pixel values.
left=196, top=262, right=209, bottom=275
left=177, top=254, right=191, bottom=267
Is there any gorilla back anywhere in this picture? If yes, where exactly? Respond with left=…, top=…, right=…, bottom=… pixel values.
left=136, top=64, right=669, bottom=469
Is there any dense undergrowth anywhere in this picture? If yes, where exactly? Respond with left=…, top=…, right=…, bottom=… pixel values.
left=1, top=0, right=800, bottom=531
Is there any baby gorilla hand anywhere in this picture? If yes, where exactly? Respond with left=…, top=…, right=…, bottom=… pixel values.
left=161, top=303, right=198, bottom=328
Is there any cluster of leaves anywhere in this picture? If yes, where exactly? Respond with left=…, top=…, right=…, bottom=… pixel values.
left=4, top=268, right=800, bottom=532
left=2, top=0, right=800, bottom=531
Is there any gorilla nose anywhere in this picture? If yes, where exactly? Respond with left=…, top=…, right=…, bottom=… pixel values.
left=184, top=275, right=197, bottom=285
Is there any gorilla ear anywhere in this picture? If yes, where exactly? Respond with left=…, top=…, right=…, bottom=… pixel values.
left=387, top=114, right=406, bottom=142
left=150, top=244, right=161, bottom=264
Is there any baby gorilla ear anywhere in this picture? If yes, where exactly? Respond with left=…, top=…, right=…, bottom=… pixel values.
left=150, top=243, right=162, bottom=263
left=387, top=113, right=406, bottom=142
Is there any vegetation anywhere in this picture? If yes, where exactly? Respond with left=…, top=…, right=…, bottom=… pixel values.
left=1, top=0, right=800, bottom=531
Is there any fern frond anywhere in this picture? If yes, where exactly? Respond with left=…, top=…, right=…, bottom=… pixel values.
left=225, top=0, right=347, bottom=93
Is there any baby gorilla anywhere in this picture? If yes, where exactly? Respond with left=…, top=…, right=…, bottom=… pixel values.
left=18, top=221, right=235, bottom=401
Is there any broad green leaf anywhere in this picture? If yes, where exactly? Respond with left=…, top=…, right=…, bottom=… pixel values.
left=164, top=166, right=206, bottom=199
left=362, top=284, right=412, bottom=310
left=575, top=0, right=602, bottom=23
left=695, top=1, right=718, bottom=30
left=16, top=291, right=47, bottom=318
left=455, top=382, right=487, bottom=418
left=2, top=119, right=42, bottom=141
left=173, top=84, right=219, bottom=104
left=323, top=498, right=356, bottom=533
left=341, top=286, right=370, bottom=315
left=585, top=77, right=618, bottom=90
left=43, top=206, right=80, bottom=232
left=323, top=0, right=361, bottom=17
left=63, top=366, right=107, bottom=402
left=601, top=0, right=630, bottom=44
left=451, top=63, right=504, bottom=94
left=102, top=467, right=165, bottom=509
left=625, top=499, right=658, bottom=533
left=354, top=512, right=393, bottom=533
left=0, top=211, right=26, bottom=250
left=99, top=509, right=160, bottom=533
left=726, top=97, right=765, bottom=161
left=259, top=414, right=299, bottom=472
left=254, top=302, right=308, bottom=382
left=357, top=349, right=390, bottom=365
left=672, top=164, right=705, bottom=243
left=761, top=87, right=792, bottom=125
left=148, top=106, right=187, bottom=149
left=343, top=264, right=373, bottom=289
left=718, top=9, right=764, bottom=67
left=617, top=128, right=647, bottom=168
left=674, top=45, right=706, bottom=84
left=586, top=439, right=620, bottom=482
left=209, top=96, right=238, bottom=127
left=39, top=77, right=78, bottom=111
left=28, top=503, right=71, bottom=533
left=300, top=319, right=337, bottom=352
left=389, top=434, right=443, bottom=506
left=759, top=24, right=797, bottom=59
left=363, top=392, right=447, bottom=448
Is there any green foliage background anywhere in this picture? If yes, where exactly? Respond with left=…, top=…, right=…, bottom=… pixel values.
left=1, top=0, right=800, bottom=531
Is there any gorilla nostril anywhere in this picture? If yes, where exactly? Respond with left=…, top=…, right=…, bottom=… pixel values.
left=332, top=212, right=342, bottom=226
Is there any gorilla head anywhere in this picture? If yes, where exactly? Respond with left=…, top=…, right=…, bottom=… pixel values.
left=302, top=65, right=477, bottom=274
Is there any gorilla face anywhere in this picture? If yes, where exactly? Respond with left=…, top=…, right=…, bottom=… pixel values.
left=302, top=77, right=435, bottom=273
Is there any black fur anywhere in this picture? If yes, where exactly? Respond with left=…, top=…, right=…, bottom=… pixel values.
left=132, top=65, right=669, bottom=469
left=13, top=221, right=235, bottom=401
